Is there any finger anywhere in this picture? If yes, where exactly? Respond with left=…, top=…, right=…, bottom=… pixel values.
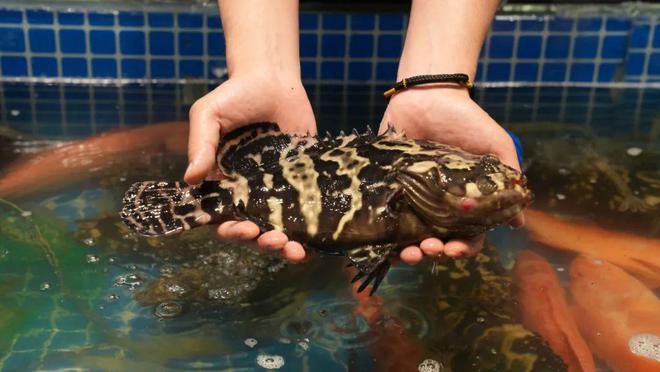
left=509, top=211, right=525, bottom=228
left=400, top=246, right=423, bottom=265
left=282, top=241, right=306, bottom=263
left=217, top=220, right=260, bottom=240
left=444, top=235, right=485, bottom=257
left=185, top=97, right=221, bottom=185
left=419, top=238, right=444, bottom=256
left=257, top=230, right=289, bottom=251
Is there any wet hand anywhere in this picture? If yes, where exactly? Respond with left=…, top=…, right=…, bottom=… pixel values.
left=379, top=86, right=524, bottom=264
left=185, top=72, right=315, bottom=262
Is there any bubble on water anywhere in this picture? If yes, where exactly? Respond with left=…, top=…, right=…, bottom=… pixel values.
left=244, top=338, right=258, bottom=348
left=10, top=109, right=20, bottom=117
left=278, top=337, right=291, bottom=344
left=119, top=177, right=126, bottom=182
left=108, top=257, right=115, bottom=264
left=628, top=334, right=660, bottom=362
left=83, top=237, right=96, bottom=246
left=555, top=193, right=566, bottom=200
left=208, top=287, right=235, bottom=300
left=626, top=147, right=643, bottom=157
left=418, top=359, right=442, bottom=372
left=558, top=168, right=570, bottom=175
left=166, top=283, right=187, bottom=295
left=588, top=176, right=597, bottom=184
left=297, top=339, right=310, bottom=352
left=556, top=267, right=565, bottom=272
left=256, top=354, right=285, bottom=370
left=490, top=348, right=498, bottom=355
left=476, top=316, right=485, bottom=323
left=86, top=254, right=100, bottom=264
left=21, top=210, right=32, bottom=217
left=40, top=282, right=51, bottom=291
left=154, top=301, right=183, bottom=319
left=114, top=273, right=143, bottom=290
left=593, top=259, right=603, bottom=265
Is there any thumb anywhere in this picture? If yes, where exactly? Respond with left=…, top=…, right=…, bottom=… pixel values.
left=184, top=83, right=240, bottom=185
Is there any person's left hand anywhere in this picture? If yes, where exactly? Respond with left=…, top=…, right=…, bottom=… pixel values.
left=379, top=85, right=524, bottom=265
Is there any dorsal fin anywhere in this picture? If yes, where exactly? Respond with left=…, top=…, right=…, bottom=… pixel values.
left=217, top=122, right=292, bottom=174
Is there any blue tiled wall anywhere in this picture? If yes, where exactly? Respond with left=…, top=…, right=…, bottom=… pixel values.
left=0, top=6, right=659, bottom=83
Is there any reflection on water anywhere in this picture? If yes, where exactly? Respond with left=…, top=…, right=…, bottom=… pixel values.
left=0, top=85, right=658, bottom=371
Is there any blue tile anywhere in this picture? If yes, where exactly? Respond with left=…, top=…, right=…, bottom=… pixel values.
left=487, top=63, right=511, bottom=81
left=379, top=14, right=404, bottom=30
left=150, top=31, right=174, bottom=55
left=349, top=62, right=371, bottom=81
left=119, top=12, right=144, bottom=26
left=58, top=12, right=84, bottom=25
left=625, top=53, right=645, bottom=76
left=569, top=63, right=595, bottom=82
left=0, top=57, right=27, bottom=76
left=548, top=17, right=573, bottom=31
left=321, top=34, right=345, bottom=57
left=179, top=32, right=203, bottom=56
left=573, top=36, right=598, bottom=58
left=178, top=14, right=203, bottom=28
left=653, top=25, right=660, bottom=48
left=27, top=10, right=53, bottom=24
left=208, top=60, right=227, bottom=78
left=90, top=30, right=116, bottom=54
left=62, top=57, right=87, bottom=77
left=323, top=14, right=346, bottom=30
left=92, top=58, right=117, bottom=77
left=120, top=31, right=145, bottom=55
left=28, top=29, right=55, bottom=53
left=601, top=35, right=626, bottom=59
left=377, top=34, right=402, bottom=58
left=489, top=35, right=514, bottom=58
left=351, top=14, right=374, bottom=30
left=520, top=19, right=545, bottom=31
left=514, top=63, right=538, bottom=81
left=148, top=13, right=173, bottom=27
left=577, top=17, right=602, bottom=31
left=88, top=13, right=114, bottom=26
left=32, top=57, right=57, bottom=77
left=207, top=15, right=221, bottom=29
left=649, top=53, right=660, bottom=75
left=598, top=63, right=619, bottom=82
left=545, top=36, right=569, bottom=58
left=630, top=25, right=650, bottom=49
left=59, top=30, right=85, bottom=53
left=606, top=17, right=631, bottom=31
left=0, top=28, right=25, bottom=52
left=376, top=62, right=397, bottom=81
left=180, top=60, right=203, bottom=77
left=300, top=34, right=317, bottom=57
left=208, top=32, right=225, bottom=56
left=321, top=61, right=343, bottom=79
left=301, top=61, right=316, bottom=79
left=492, top=19, right=516, bottom=31
left=300, top=13, right=317, bottom=30
left=0, top=9, right=22, bottom=23
left=121, top=59, right=145, bottom=78
left=151, top=59, right=174, bottom=78
left=517, top=35, right=542, bottom=58
left=349, top=34, right=373, bottom=57
left=542, top=63, right=566, bottom=81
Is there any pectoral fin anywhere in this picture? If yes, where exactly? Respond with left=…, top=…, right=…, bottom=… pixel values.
left=346, top=243, right=397, bottom=295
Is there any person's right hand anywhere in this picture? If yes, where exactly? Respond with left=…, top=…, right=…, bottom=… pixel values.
left=185, top=71, right=316, bottom=262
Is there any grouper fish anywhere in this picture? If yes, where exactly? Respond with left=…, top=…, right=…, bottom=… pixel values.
left=121, top=123, right=532, bottom=294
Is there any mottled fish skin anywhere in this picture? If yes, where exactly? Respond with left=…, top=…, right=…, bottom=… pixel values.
left=121, top=122, right=532, bottom=294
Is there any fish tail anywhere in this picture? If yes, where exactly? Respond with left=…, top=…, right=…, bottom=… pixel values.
left=121, top=181, right=232, bottom=237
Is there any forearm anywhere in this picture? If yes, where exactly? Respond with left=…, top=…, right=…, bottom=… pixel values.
left=218, top=0, right=301, bottom=81
left=398, top=0, right=498, bottom=80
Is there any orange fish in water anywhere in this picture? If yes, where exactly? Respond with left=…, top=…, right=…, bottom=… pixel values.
left=0, top=122, right=188, bottom=199
left=524, top=209, right=660, bottom=288
left=570, top=255, right=660, bottom=372
left=347, top=269, right=425, bottom=372
left=513, top=250, right=595, bottom=372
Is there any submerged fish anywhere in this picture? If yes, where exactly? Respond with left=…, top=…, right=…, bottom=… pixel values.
left=121, top=123, right=531, bottom=294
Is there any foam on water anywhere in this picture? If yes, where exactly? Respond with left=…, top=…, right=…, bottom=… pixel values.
left=256, top=354, right=285, bottom=369
left=628, top=333, right=660, bottom=362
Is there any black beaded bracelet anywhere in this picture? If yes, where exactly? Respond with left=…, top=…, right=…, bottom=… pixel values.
left=383, top=73, right=474, bottom=99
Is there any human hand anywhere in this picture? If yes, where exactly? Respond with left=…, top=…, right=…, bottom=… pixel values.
left=379, top=85, right=524, bottom=264
left=185, top=71, right=316, bottom=262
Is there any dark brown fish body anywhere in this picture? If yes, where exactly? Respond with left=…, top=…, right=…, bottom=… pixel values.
left=121, top=123, right=531, bottom=293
